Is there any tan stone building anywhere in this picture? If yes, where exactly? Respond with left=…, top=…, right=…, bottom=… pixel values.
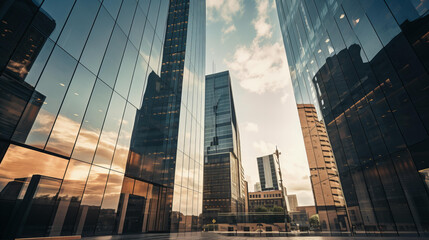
left=297, top=104, right=349, bottom=233
left=248, top=190, right=284, bottom=212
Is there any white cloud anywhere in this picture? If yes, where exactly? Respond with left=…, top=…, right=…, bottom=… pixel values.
left=222, top=24, right=237, bottom=35
left=252, top=140, right=276, bottom=156
left=225, top=41, right=290, bottom=94
left=281, top=92, right=290, bottom=104
left=221, top=24, right=237, bottom=43
left=224, top=0, right=291, bottom=94
left=243, top=122, right=259, bottom=132
left=253, top=0, right=273, bottom=41
left=207, top=0, right=244, bottom=23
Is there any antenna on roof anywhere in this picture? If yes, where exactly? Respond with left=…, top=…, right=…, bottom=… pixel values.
left=212, top=60, right=216, bottom=74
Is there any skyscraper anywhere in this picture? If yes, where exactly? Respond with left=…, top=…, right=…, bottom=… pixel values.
left=257, top=154, right=280, bottom=191
left=0, top=0, right=205, bottom=238
left=203, top=71, right=246, bottom=224
left=287, top=194, right=298, bottom=212
left=277, top=0, right=429, bottom=236
left=298, top=104, right=349, bottom=233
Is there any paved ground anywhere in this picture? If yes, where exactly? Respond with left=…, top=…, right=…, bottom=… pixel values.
left=83, top=232, right=429, bottom=240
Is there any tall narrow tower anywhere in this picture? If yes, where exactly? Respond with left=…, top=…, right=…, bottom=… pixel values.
left=298, top=104, right=349, bottom=232
left=203, top=71, right=245, bottom=224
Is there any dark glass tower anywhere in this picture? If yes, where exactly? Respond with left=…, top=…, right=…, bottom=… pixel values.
left=0, top=0, right=205, bottom=238
left=277, top=0, right=429, bottom=236
left=203, top=71, right=246, bottom=224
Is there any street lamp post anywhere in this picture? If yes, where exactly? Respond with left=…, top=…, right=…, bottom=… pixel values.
left=274, top=146, right=289, bottom=233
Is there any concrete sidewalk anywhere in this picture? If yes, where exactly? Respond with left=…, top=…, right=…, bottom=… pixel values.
left=82, top=232, right=429, bottom=240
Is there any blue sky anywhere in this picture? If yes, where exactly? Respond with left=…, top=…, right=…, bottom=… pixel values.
left=206, top=0, right=314, bottom=206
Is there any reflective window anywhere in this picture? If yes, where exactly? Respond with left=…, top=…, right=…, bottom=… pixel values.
left=98, top=25, right=127, bottom=87
left=93, top=93, right=126, bottom=168
left=147, top=0, right=160, bottom=27
left=149, top=36, right=162, bottom=74
left=57, top=0, right=100, bottom=59
left=139, top=23, right=155, bottom=63
left=95, top=170, right=124, bottom=235
left=174, top=152, right=184, bottom=186
left=12, top=46, right=77, bottom=149
left=0, top=0, right=38, bottom=70
left=0, top=36, right=54, bottom=139
left=0, top=144, right=68, bottom=184
left=129, top=7, right=147, bottom=49
left=72, top=80, right=112, bottom=163
left=46, top=65, right=97, bottom=156
left=121, top=177, right=135, bottom=194
left=39, top=0, right=75, bottom=41
left=5, top=31, right=55, bottom=87
left=50, top=159, right=91, bottom=236
left=128, top=55, right=149, bottom=108
left=114, top=41, right=138, bottom=98
left=116, top=0, right=137, bottom=35
left=134, top=180, right=149, bottom=197
left=111, top=103, right=137, bottom=173
left=359, top=0, right=401, bottom=45
left=155, top=0, right=169, bottom=39
left=0, top=144, right=67, bottom=236
left=80, top=6, right=115, bottom=75
left=139, top=0, right=150, bottom=16
left=102, top=0, right=122, bottom=20
left=75, top=165, right=109, bottom=236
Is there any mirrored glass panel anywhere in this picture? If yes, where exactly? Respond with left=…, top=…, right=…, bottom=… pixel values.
left=57, top=0, right=100, bottom=59
left=80, top=6, right=115, bottom=75
left=38, top=0, right=75, bottom=41
left=49, top=159, right=91, bottom=236
left=116, top=0, right=137, bottom=35
left=0, top=144, right=68, bottom=238
left=46, top=65, right=97, bottom=156
left=114, top=41, right=138, bottom=98
left=72, top=80, right=112, bottom=163
left=102, top=0, right=122, bottom=19
left=93, top=93, right=126, bottom=168
left=111, top=103, right=137, bottom=173
left=12, top=46, right=78, bottom=149
left=98, top=25, right=127, bottom=87
left=75, top=165, right=109, bottom=236
left=95, top=170, right=124, bottom=235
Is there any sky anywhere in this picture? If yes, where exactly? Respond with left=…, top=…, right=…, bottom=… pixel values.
left=205, top=0, right=315, bottom=206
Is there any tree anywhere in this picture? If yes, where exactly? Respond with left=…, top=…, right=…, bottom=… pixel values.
left=271, top=205, right=284, bottom=213
left=255, top=206, right=268, bottom=212
left=309, top=214, right=320, bottom=229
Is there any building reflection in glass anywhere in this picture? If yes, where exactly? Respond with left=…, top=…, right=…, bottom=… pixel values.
left=277, top=0, right=429, bottom=236
left=0, top=0, right=54, bottom=140
left=0, top=0, right=205, bottom=238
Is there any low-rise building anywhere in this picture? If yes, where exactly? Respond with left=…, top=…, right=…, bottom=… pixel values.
left=248, top=190, right=284, bottom=212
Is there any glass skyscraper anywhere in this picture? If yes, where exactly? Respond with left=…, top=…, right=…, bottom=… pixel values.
left=257, top=154, right=280, bottom=191
left=277, top=0, right=429, bottom=236
left=203, top=71, right=246, bottom=224
left=0, top=0, right=205, bottom=238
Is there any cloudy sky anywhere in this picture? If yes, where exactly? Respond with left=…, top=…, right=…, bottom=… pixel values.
left=206, top=0, right=315, bottom=206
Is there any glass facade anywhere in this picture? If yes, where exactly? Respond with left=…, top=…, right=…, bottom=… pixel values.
left=0, top=0, right=205, bottom=238
left=277, top=0, right=429, bottom=236
left=203, top=71, right=246, bottom=224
